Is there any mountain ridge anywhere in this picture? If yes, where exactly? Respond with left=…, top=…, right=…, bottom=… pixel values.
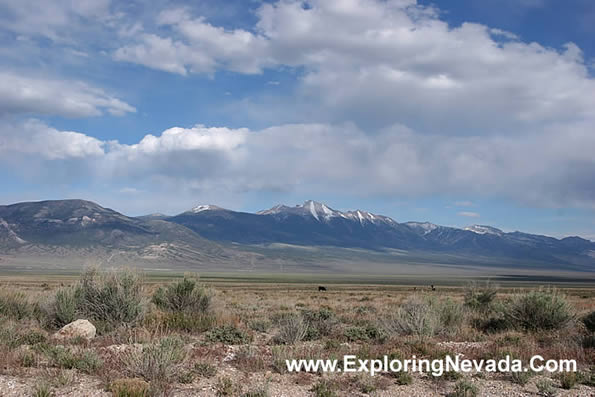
left=1, top=199, right=593, bottom=272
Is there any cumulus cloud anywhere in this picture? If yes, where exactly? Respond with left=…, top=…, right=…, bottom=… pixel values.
left=0, top=120, right=104, bottom=159
left=0, top=72, right=136, bottom=117
left=114, top=8, right=272, bottom=75
left=113, top=0, right=595, bottom=132
left=2, top=119, right=594, bottom=208
left=0, top=0, right=112, bottom=41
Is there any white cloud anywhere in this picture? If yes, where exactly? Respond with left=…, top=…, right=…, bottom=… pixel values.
left=2, top=119, right=594, bottom=208
left=455, top=201, right=474, bottom=207
left=0, top=72, right=136, bottom=117
left=0, top=119, right=104, bottom=159
left=0, top=0, right=112, bottom=41
left=458, top=211, right=480, bottom=218
left=114, top=8, right=272, bottom=75
left=112, top=0, right=595, bottom=130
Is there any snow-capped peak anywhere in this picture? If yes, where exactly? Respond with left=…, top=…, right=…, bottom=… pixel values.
left=257, top=200, right=397, bottom=225
left=464, top=225, right=503, bottom=235
left=405, top=221, right=439, bottom=234
left=191, top=204, right=222, bottom=213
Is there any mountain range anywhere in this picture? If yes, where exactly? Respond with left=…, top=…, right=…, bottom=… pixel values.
left=0, top=199, right=593, bottom=274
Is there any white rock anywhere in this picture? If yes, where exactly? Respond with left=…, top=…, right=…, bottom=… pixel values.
left=54, top=319, right=96, bottom=340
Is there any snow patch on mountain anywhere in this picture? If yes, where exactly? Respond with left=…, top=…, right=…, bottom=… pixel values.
left=464, top=225, right=503, bottom=235
left=191, top=205, right=222, bottom=213
left=405, top=221, right=439, bottom=234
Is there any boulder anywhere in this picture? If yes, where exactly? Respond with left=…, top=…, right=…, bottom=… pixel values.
left=54, top=319, right=96, bottom=340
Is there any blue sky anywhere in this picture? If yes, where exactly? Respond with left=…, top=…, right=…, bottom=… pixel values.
left=0, top=0, right=594, bottom=240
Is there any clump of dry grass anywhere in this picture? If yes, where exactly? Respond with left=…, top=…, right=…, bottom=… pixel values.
left=274, top=312, right=308, bottom=344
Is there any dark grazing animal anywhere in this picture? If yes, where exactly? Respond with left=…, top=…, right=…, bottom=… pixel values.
left=318, top=286, right=327, bottom=291
left=431, top=284, right=436, bottom=291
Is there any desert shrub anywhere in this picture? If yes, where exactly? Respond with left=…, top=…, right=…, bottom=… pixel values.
left=343, top=323, right=385, bottom=342
left=0, top=290, right=34, bottom=320
left=242, top=384, right=269, bottom=397
left=110, top=378, right=150, bottom=397
left=301, top=307, right=336, bottom=340
left=275, top=312, right=308, bottom=344
left=504, top=289, right=573, bottom=332
left=194, top=361, right=217, bottom=378
left=124, top=336, right=185, bottom=380
left=577, top=370, right=594, bottom=386
left=451, top=379, right=478, bottom=397
left=207, top=325, right=251, bottom=344
left=178, top=370, right=195, bottom=384
left=215, top=376, right=239, bottom=396
left=45, top=268, right=145, bottom=331
left=311, top=379, right=337, bottom=397
left=152, top=276, right=213, bottom=313
left=271, top=346, right=291, bottom=373
left=43, top=346, right=103, bottom=373
left=382, top=296, right=441, bottom=340
left=394, top=371, right=413, bottom=385
left=233, top=345, right=267, bottom=372
left=76, top=268, right=144, bottom=329
left=19, top=350, right=37, bottom=367
left=52, top=287, right=78, bottom=326
left=558, top=372, right=577, bottom=389
left=0, top=321, right=47, bottom=348
left=439, top=298, right=466, bottom=335
left=249, top=319, right=272, bottom=333
left=161, top=312, right=216, bottom=333
left=471, top=314, right=511, bottom=334
left=536, top=379, right=557, bottom=397
left=464, top=282, right=498, bottom=312
left=510, top=370, right=535, bottom=385
left=32, top=382, right=53, bottom=397
left=582, top=311, right=595, bottom=332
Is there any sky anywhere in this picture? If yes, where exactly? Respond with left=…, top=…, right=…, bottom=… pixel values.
left=0, top=0, right=594, bottom=240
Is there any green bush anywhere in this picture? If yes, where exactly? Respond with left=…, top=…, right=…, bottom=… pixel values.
left=152, top=277, right=213, bottom=313
left=440, top=298, right=466, bottom=335
left=504, top=289, right=573, bottom=332
left=382, top=297, right=441, bottom=340
left=558, top=372, right=577, bottom=389
left=43, top=346, right=103, bottom=373
left=45, top=268, right=145, bottom=331
left=52, top=287, right=78, bottom=326
left=207, top=325, right=251, bottom=344
left=301, top=307, right=336, bottom=340
left=0, top=290, right=34, bottom=320
left=464, top=282, right=497, bottom=312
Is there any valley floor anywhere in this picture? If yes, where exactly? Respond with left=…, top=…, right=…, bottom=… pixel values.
left=0, top=273, right=593, bottom=396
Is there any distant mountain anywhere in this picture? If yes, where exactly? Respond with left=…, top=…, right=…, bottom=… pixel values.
left=168, top=200, right=425, bottom=249
left=0, top=200, right=226, bottom=264
left=166, top=200, right=595, bottom=268
left=0, top=199, right=593, bottom=272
